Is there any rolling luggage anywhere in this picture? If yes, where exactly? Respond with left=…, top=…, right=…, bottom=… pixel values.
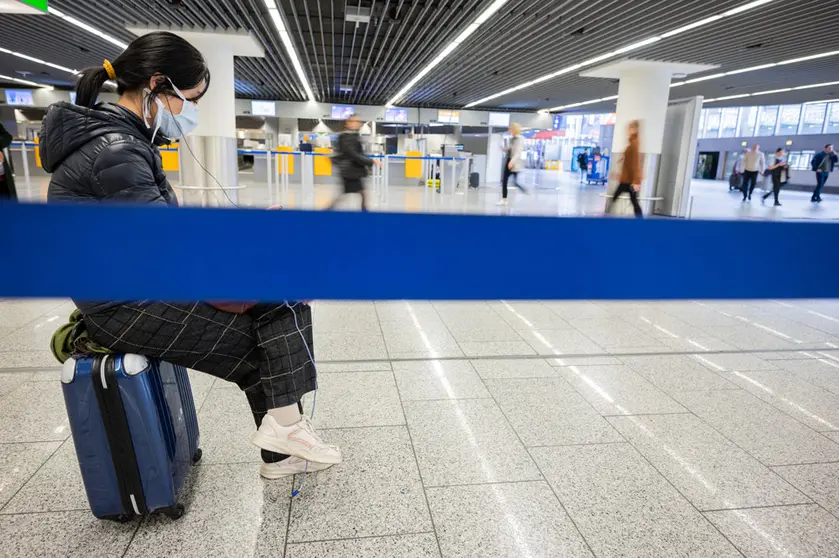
left=729, top=172, right=742, bottom=191
left=469, top=172, right=480, bottom=188
left=61, top=354, right=201, bottom=521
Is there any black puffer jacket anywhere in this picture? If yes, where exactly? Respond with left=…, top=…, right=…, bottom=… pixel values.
left=42, top=102, right=177, bottom=205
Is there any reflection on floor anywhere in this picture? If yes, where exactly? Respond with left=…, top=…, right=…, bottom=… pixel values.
left=2, top=298, right=839, bottom=556
left=17, top=171, right=839, bottom=221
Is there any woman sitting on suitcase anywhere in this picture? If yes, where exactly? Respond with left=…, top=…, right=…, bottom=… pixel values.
left=40, top=32, right=341, bottom=479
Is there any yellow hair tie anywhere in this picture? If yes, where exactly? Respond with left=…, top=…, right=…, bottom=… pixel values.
left=103, top=59, right=117, bottom=81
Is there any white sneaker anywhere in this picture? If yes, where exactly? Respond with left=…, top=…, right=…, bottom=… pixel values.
left=259, top=455, right=335, bottom=480
left=495, top=198, right=509, bottom=206
left=252, top=415, right=342, bottom=464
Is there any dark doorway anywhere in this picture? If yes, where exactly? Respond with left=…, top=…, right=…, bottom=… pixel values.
left=694, top=151, right=720, bottom=180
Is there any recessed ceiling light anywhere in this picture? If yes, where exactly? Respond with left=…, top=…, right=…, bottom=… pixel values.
left=0, top=73, right=53, bottom=89
left=262, top=0, right=316, bottom=102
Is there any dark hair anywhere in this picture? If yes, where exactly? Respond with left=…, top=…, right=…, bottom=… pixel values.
left=827, top=144, right=834, bottom=149
left=74, top=31, right=210, bottom=109
left=776, top=147, right=784, bottom=153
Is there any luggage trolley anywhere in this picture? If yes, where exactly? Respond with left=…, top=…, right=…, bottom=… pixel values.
left=585, top=154, right=610, bottom=186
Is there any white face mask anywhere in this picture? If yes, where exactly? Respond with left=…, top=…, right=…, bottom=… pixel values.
left=143, top=78, right=200, bottom=141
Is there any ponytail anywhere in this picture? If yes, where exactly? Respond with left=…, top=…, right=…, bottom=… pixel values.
left=72, top=32, right=210, bottom=109
left=74, top=67, right=110, bottom=108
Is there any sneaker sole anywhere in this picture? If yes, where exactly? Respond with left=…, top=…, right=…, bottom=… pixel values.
left=259, top=461, right=335, bottom=480
left=251, top=431, right=343, bottom=465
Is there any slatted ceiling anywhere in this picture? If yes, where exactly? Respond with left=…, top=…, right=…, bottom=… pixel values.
left=412, top=0, right=749, bottom=106
left=1, top=0, right=837, bottom=109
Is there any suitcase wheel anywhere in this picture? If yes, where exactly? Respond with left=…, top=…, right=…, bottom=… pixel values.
left=104, top=514, right=134, bottom=523
left=161, top=504, right=185, bottom=520
left=192, top=449, right=203, bottom=464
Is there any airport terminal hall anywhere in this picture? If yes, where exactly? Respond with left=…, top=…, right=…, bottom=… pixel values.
left=4, top=0, right=839, bottom=556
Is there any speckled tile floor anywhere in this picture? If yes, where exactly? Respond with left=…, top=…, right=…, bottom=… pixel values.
left=3, top=299, right=839, bottom=556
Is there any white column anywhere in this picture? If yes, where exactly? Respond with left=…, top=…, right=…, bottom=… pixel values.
left=612, top=68, right=672, bottom=155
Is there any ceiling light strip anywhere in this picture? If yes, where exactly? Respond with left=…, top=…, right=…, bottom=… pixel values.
left=0, top=73, right=53, bottom=89
left=262, top=0, right=316, bottom=102
left=386, top=0, right=512, bottom=107
left=464, top=0, right=777, bottom=108
left=703, top=81, right=839, bottom=103
left=0, top=47, right=77, bottom=75
left=48, top=7, right=129, bottom=50
left=549, top=49, right=839, bottom=112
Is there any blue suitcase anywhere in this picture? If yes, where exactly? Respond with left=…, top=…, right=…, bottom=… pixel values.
left=61, top=354, right=201, bottom=521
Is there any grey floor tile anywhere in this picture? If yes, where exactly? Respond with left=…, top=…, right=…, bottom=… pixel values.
left=772, top=462, right=839, bottom=515
left=0, top=441, right=61, bottom=509
left=721, top=368, right=839, bottom=431
left=0, top=382, right=71, bottom=443
left=700, top=325, right=796, bottom=351
left=0, top=350, right=60, bottom=370
left=287, top=426, right=432, bottom=541
left=1, top=440, right=88, bottom=514
left=393, top=360, right=490, bottom=401
left=375, top=301, right=441, bottom=323
left=691, top=352, right=779, bottom=372
left=286, top=534, right=440, bottom=558
left=0, top=299, right=67, bottom=328
left=530, top=444, right=740, bottom=558
left=488, top=301, right=574, bottom=330
left=675, top=390, right=839, bottom=466
left=775, top=356, right=839, bottom=395
left=609, top=414, right=811, bottom=511
left=196, top=388, right=263, bottom=465
left=548, top=355, right=624, bottom=366
left=516, top=329, right=604, bottom=356
left=302, top=371, right=404, bottom=428
left=704, top=504, right=839, bottom=558
left=0, top=371, right=29, bottom=398
left=187, top=369, right=216, bottom=410
left=403, top=399, right=541, bottom=486
left=484, top=377, right=623, bottom=447
left=659, top=336, right=737, bottom=353
left=317, top=361, right=393, bottom=372
left=313, top=332, right=388, bottom=361
left=0, top=510, right=136, bottom=557
left=568, top=318, right=661, bottom=348
left=427, top=481, right=593, bottom=558
left=560, top=365, right=687, bottom=416
left=125, top=463, right=288, bottom=558
left=543, top=301, right=612, bottom=320
left=381, top=326, right=463, bottom=356
left=457, top=340, right=538, bottom=357
left=620, top=355, right=739, bottom=394
left=0, top=317, right=64, bottom=353
left=825, top=431, right=839, bottom=443
left=470, top=358, right=564, bottom=379
left=450, top=327, right=524, bottom=343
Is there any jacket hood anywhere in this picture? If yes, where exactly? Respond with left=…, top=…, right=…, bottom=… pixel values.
left=40, top=102, right=166, bottom=172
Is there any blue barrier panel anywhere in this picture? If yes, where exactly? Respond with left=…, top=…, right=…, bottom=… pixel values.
left=1, top=203, right=838, bottom=300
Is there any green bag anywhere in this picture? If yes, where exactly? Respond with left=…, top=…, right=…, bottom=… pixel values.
left=50, top=310, right=113, bottom=364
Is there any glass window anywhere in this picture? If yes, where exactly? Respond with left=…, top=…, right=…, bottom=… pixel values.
left=790, top=150, right=815, bottom=170
left=800, top=103, right=827, bottom=134
left=720, top=107, right=740, bottom=138
left=778, top=104, right=802, bottom=135
left=737, top=106, right=758, bottom=137
left=756, top=105, right=779, bottom=136
left=704, top=108, right=721, bottom=138
left=698, top=110, right=707, bottom=138
left=826, top=103, right=839, bottom=134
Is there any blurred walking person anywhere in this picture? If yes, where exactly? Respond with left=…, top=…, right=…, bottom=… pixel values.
left=330, top=116, right=379, bottom=211
left=810, top=144, right=837, bottom=203
left=607, top=120, right=644, bottom=219
left=577, top=148, right=589, bottom=183
left=762, top=148, right=789, bottom=206
left=0, top=122, right=17, bottom=200
left=496, top=122, right=526, bottom=206
left=740, top=144, right=765, bottom=202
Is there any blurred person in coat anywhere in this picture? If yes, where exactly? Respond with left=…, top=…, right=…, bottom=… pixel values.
left=0, top=122, right=17, bottom=200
